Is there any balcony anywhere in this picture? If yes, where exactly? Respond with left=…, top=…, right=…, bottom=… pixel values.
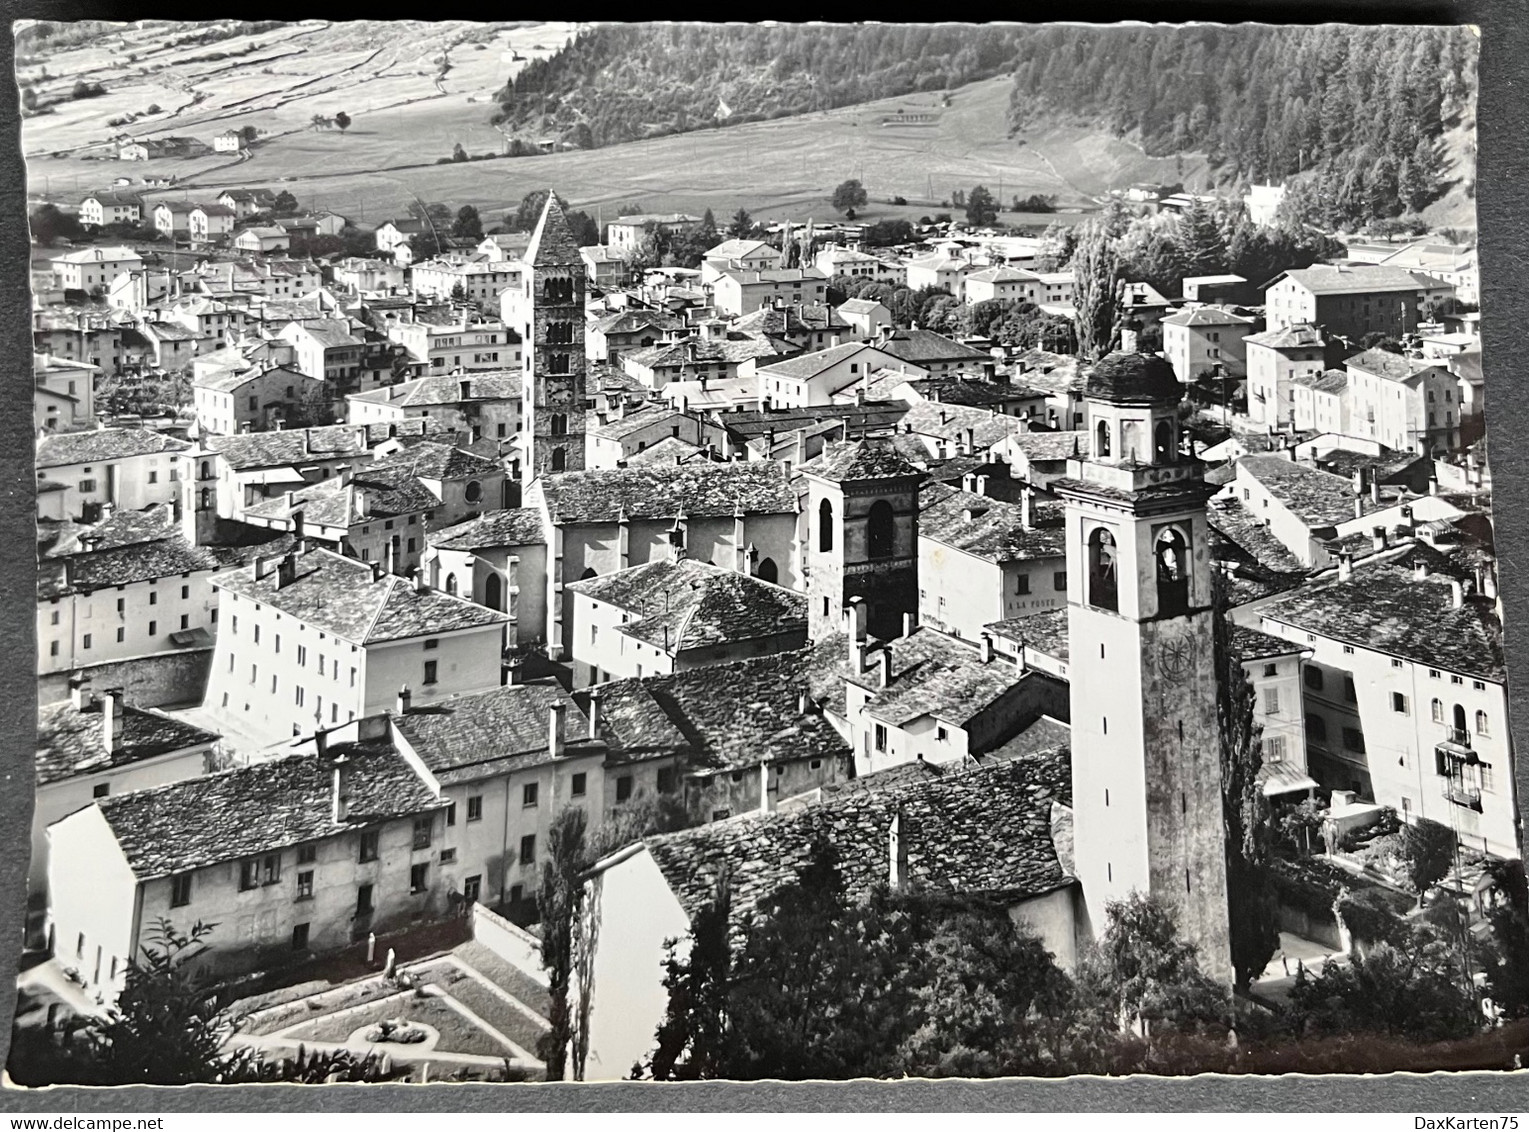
left=1441, top=725, right=1472, bottom=749
left=1442, top=779, right=1483, bottom=812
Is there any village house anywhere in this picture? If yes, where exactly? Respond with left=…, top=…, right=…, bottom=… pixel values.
left=196, top=257, right=321, bottom=300
left=732, top=301, right=854, bottom=354
left=1118, top=281, right=1174, bottom=331
left=700, top=238, right=778, bottom=284
left=410, top=256, right=523, bottom=308
left=279, top=320, right=366, bottom=388
left=216, top=188, right=278, bottom=219
left=367, top=441, right=508, bottom=529
left=1244, top=322, right=1333, bottom=429
left=605, top=213, right=703, bottom=256
left=961, top=265, right=1049, bottom=306
left=709, top=267, right=830, bottom=317
left=1160, top=305, right=1258, bottom=383
left=203, top=544, right=511, bottom=746
left=477, top=232, right=532, bottom=263
left=152, top=201, right=196, bottom=241
left=189, top=203, right=237, bottom=245
left=1263, top=264, right=1454, bottom=341
left=876, top=328, right=994, bottom=377
left=345, top=372, right=521, bottom=450
left=837, top=297, right=892, bottom=339
left=36, top=428, right=189, bottom=521
left=425, top=508, right=547, bottom=641
left=192, top=363, right=328, bottom=437
left=579, top=244, right=625, bottom=290
left=754, top=341, right=907, bottom=408
left=575, top=756, right=1076, bottom=1080
left=585, top=308, right=684, bottom=365
left=78, top=192, right=144, bottom=228
left=624, top=329, right=791, bottom=393
left=585, top=404, right=714, bottom=469
left=32, top=312, right=128, bottom=374
left=1345, top=240, right=1479, bottom=305
left=1288, top=369, right=1352, bottom=435
left=903, top=248, right=975, bottom=297
left=1230, top=626, right=1317, bottom=803
left=50, top=246, right=143, bottom=293
left=566, top=557, right=807, bottom=687
left=232, top=227, right=292, bottom=255
left=1181, top=274, right=1254, bottom=305
left=387, top=312, right=520, bottom=373
left=34, top=355, right=99, bottom=433
left=1256, top=557, right=1516, bottom=858
left=813, top=245, right=899, bottom=285
left=1342, top=347, right=1464, bottom=455
left=917, top=479, right=1067, bottom=643
left=527, top=461, right=800, bottom=661
left=46, top=722, right=448, bottom=1001
left=332, top=257, right=407, bottom=295
left=374, top=218, right=431, bottom=263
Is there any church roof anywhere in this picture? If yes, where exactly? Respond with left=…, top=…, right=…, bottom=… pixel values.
left=1083, top=350, right=1183, bottom=404
left=525, top=191, right=582, bottom=267
left=799, top=439, right=923, bottom=483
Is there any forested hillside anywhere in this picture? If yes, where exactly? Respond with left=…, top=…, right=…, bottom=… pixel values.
left=1006, top=25, right=1477, bottom=227
left=493, top=24, right=1030, bottom=146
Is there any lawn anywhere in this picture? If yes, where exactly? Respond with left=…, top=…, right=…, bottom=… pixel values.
left=280, top=988, right=512, bottom=1058
left=432, top=965, right=549, bottom=1055
left=453, top=940, right=550, bottom=1018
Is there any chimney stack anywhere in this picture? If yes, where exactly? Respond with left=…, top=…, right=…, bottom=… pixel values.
left=1371, top=476, right=1381, bottom=504
left=369, top=559, right=383, bottom=583
left=1415, top=560, right=1431, bottom=581
left=587, top=691, right=601, bottom=740
left=331, top=753, right=351, bottom=824
left=888, top=805, right=909, bottom=891
left=903, top=611, right=916, bottom=639
left=758, top=761, right=773, bottom=815
left=277, top=551, right=297, bottom=589
left=1337, top=552, right=1353, bottom=581
left=69, top=675, right=89, bottom=712
left=879, top=647, right=893, bottom=689
left=1372, top=525, right=1387, bottom=552
left=980, top=633, right=994, bottom=663
left=101, top=689, right=122, bottom=753
left=1020, top=486, right=1034, bottom=532
left=1450, top=579, right=1464, bottom=609
left=412, top=566, right=428, bottom=594
left=384, top=539, right=397, bottom=577
left=396, top=684, right=412, bottom=714
left=549, top=701, right=566, bottom=759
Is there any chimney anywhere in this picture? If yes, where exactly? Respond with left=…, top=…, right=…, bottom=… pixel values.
left=1353, top=495, right=1364, bottom=521
left=1401, top=505, right=1416, bottom=534
left=1450, top=579, right=1464, bottom=609
left=962, top=473, right=977, bottom=493
left=846, top=614, right=867, bottom=674
left=412, top=566, right=428, bottom=594
left=355, top=488, right=369, bottom=517
left=1020, top=486, right=1034, bottom=532
left=587, top=691, right=601, bottom=740
left=1352, top=469, right=1365, bottom=496
left=384, top=539, right=397, bottom=577
left=975, top=474, right=989, bottom=497
left=1371, top=476, right=1382, bottom=504
left=1371, top=525, right=1387, bottom=552
left=253, top=555, right=272, bottom=581
left=879, top=647, right=893, bottom=688
left=797, top=691, right=811, bottom=715
left=548, top=700, right=566, bottom=758
left=1484, top=561, right=1499, bottom=599
left=758, top=761, right=773, bottom=815
left=1429, top=475, right=1440, bottom=496
left=277, top=551, right=297, bottom=588
left=369, top=559, right=383, bottom=583
left=980, top=633, right=994, bottom=663
left=1415, top=560, right=1431, bottom=581
left=101, top=690, right=122, bottom=753
left=396, top=684, right=412, bottom=714
left=903, top=611, right=916, bottom=639
left=1337, top=552, right=1353, bottom=581
left=961, top=427, right=975, bottom=456
left=888, top=806, right=909, bottom=891
left=292, top=509, right=306, bottom=546
left=330, top=753, right=352, bottom=823
left=69, top=675, right=89, bottom=711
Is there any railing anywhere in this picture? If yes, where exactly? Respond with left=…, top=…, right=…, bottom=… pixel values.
left=1442, top=780, right=1483, bottom=812
left=1442, top=726, right=1471, bottom=748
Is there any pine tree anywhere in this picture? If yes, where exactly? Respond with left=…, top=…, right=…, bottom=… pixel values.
left=1071, top=220, right=1122, bottom=362
left=1178, top=200, right=1228, bottom=279
left=727, top=208, right=754, bottom=238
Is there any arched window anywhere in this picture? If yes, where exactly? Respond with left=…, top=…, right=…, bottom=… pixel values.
left=199, top=487, right=212, bottom=510
left=550, top=413, right=567, bottom=437
left=485, top=572, right=502, bottom=612
left=1121, top=421, right=1141, bottom=462
left=1431, top=698, right=1444, bottom=723
left=465, top=480, right=482, bottom=503
left=580, top=567, right=597, bottom=581
left=1475, top=709, right=1490, bottom=737
left=199, top=459, right=211, bottom=479
left=547, top=321, right=574, bottom=345
left=550, top=447, right=566, bottom=473
left=867, top=500, right=895, bottom=561
left=1088, top=528, right=1119, bottom=612
left=1155, top=528, right=1190, bottom=615
left=756, top=557, right=779, bottom=583
left=445, top=574, right=458, bottom=596
left=547, top=353, right=570, bottom=375
left=818, top=498, right=834, bottom=553
left=1095, top=419, right=1112, bottom=458
left=1154, top=420, right=1173, bottom=463
left=1453, top=703, right=1468, bottom=736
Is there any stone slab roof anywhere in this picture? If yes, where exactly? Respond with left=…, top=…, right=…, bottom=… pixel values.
left=918, top=481, right=1064, bottom=563
left=427, top=508, right=546, bottom=551
left=36, top=427, right=189, bottom=470
left=1237, top=454, right=1357, bottom=528
left=37, top=698, right=218, bottom=788
left=95, top=741, right=442, bottom=880
left=1275, top=264, right=1443, bottom=295
left=799, top=438, right=923, bottom=483
left=537, top=461, right=794, bottom=524
left=348, top=373, right=520, bottom=409
left=984, top=608, right=1070, bottom=663
left=244, top=466, right=440, bottom=528
left=641, top=757, right=1069, bottom=928
left=204, top=421, right=450, bottom=470
left=1245, top=323, right=1327, bottom=350
left=878, top=328, right=990, bottom=364
left=855, top=627, right=1030, bottom=730
left=526, top=193, right=583, bottom=267
left=393, top=683, right=592, bottom=786
left=369, top=440, right=502, bottom=483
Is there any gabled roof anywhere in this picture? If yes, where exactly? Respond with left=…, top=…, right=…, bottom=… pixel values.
left=202, top=420, right=451, bottom=470
left=1344, top=348, right=1448, bottom=384
left=94, top=741, right=442, bottom=880
left=192, top=363, right=318, bottom=394
left=733, top=303, right=851, bottom=338
left=1271, top=264, right=1442, bottom=296
left=838, top=298, right=889, bottom=315
left=1244, top=322, right=1327, bottom=350
left=854, top=627, right=1033, bottom=729
left=37, top=698, right=219, bottom=788
left=393, top=684, right=593, bottom=786
left=210, top=547, right=509, bottom=644
left=965, top=265, right=1041, bottom=285
left=369, top=440, right=502, bottom=482
left=348, top=373, right=520, bottom=408
left=984, top=608, right=1070, bottom=663
left=288, top=320, right=364, bottom=349
left=1236, top=454, right=1356, bottom=528
left=428, top=508, right=546, bottom=551
left=1161, top=306, right=1257, bottom=328
left=704, top=239, right=774, bottom=261
left=1290, top=368, right=1349, bottom=395
left=536, top=461, right=795, bottom=524
left=625, top=335, right=789, bottom=369
left=35, top=427, right=188, bottom=469
left=589, top=404, right=689, bottom=441
left=754, top=339, right=885, bottom=382
left=798, top=438, right=922, bottom=483
left=568, top=558, right=806, bottom=653
left=900, top=399, right=1015, bottom=450
left=918, top=481, right=1065, bottom=563
left=638, top=757, right=1069, bottom=928
left=878, top=328, right=990, bottom=364
left=243, top=466, right=441, bottom=528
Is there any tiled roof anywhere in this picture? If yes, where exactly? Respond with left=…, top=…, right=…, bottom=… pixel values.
left=611, top=213, right=702, bottom=227
left=640, top=757, right=1069, bottom=928
left=1290, top=369, right=1349, bottom=395
left=1084, top=350, right=1181, bottom=403
left=1344, top=348, right=1444, bottom=384
left=292, top=321, right=364, bottom=350
left=244, top=466, right=440, bottom=528
left=900, top=400, right=1016, bottom=450
left=1002, top=430, right=1089, bottom=463
left=713, top=267, right=829, bottom=285
left=428, top=508, right=545, bottom=551
left=1244, top=323, right=1327, bottom=350
left=918, top=482, right=1065, bottom=563
left=211, top=547, right=508, bottom=644
left=96, top=742, right=442, bottom=880
left=799, top=439, right=922, bottom=483
left=537, top=461, right=795, bottom=524
left=369, top=440, right=502, bottom=482
left=1237, top=454, right=1356, bottom=528
left=393, top=684, right=593, bottom=786
left=1260, top=565, right=1504, bottom=681
left=203, top=420, right=449, bottom=470
left=984, top=608, right=1070, bottom=663
left=591, top=309, right=683, bottom=336
left=526, top=192, right=583, bottom=267
left=39, top=534, right=225, bottom=600
left=718, top=402, right=911, bottom=440
left=625, top=335, right=788, bottom=369
left=1274, top=265, right=1438, bottom=296
left=1230, top=625, right=1307, bottom=662
left=348, top=373, right=520, bottom=409
left=568, top=558, right=806, bottom=652
left=1161, top=306, right=1257, bottom=327
left=732, top=303, right=850, bottom=337
left=596, top=649, right=849, bottom=773
left=626, top=436, right=709, bottom=466
left=838, top=298, right=888, bottom=314
left=902, top=378, right=1032, bottom=409
left=1207, top=498, right=1308, bottom=600
left=703, top=239, right=773, bottom=261
left=965, top=265, right=1041, bottom=284
left=856, top=628, right=1034, bottom=730
left=878, top=328, right=990, bottom=364
left=35, top=427, right=188, bottom=469
left=37, top=698, right=218, bottom=788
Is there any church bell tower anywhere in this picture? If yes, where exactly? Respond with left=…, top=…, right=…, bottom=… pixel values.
left=1051, top=350, right=1233, bottom=985
left=519, top=191, right=587, bottom=487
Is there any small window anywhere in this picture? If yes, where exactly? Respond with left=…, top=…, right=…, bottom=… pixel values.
left=440, top=848, right=456, bottom=864
left=298, top=844, right=317, bottom=865
left=1264, top=688, right=1280, bottom=715
left=412, top=817, right=432, bottom=850
left=446, top=803, right=456, bottom=827
left=1342, top=727, right=1367, bottom=754
left=1429, top=668, right=1441, bottom=680
left=523, top=783, right=539, bottom=808
left=467, top=795, right=483, bottom=822
left=937, top=726, right=948, bottom=742
left=170, top=873, right=192, bottom=908
left=1263, top=663, right=1278, bottom=677
left=1475, top=710, right=1490, bottom=737
left=410, top=863, right=429, bottom=894
left=1304, top=667, right=1324, bottom=691
left=424, top=638, right=439, bottom=651
left=1392, top=692, right=1409, bottom=715
left=571, top=773, right=587, bottom=797
left=1450, top=675, right=1464, bottom=686
left=1342, top=644, right=1354, bottom=655
left=423, top=660, right=438, bottom=686
left=519, top=834, right=536, bottom=866
left=93, top=783, right=110, bottom=799
left=616, top=775, right=633, bottom=803
left=1473, top=680, right=1487, bottom=691
left=296, top=871, right=313, bottom=900
left=359, top=830, right=380, bottom=863
left=1392, top=659, right=1404, bottom=669
left=356, top=883, right=374, bottom=915
left=1264, top=736, right=1286, bottom=762
left=1053, top=570, right=1067, bottom=591
left=873, top=723, right=888, bottom=753
left=1015, top=574, right=1031, bottom=596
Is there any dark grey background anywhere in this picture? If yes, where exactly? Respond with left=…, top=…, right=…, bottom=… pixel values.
left=1, top=6, right=1525, bottom=1110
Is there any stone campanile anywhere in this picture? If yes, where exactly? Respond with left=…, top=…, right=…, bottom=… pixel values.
left=519, top=191, right=586, bottom=487
left=1051, top=349, right=1233, bottom=986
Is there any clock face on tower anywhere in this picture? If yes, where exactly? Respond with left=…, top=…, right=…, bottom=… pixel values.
left=1159, top=637, right=1192, bottom=680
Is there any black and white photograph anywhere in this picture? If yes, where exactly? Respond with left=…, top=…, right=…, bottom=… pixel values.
left=8, top=17, right=1521, bottom=1091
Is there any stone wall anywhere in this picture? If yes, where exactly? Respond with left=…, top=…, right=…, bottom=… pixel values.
left=38, top=648, right=213, bottom=708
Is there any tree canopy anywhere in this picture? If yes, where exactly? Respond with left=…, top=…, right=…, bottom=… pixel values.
left=831, top=179, right=869, bottom=214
